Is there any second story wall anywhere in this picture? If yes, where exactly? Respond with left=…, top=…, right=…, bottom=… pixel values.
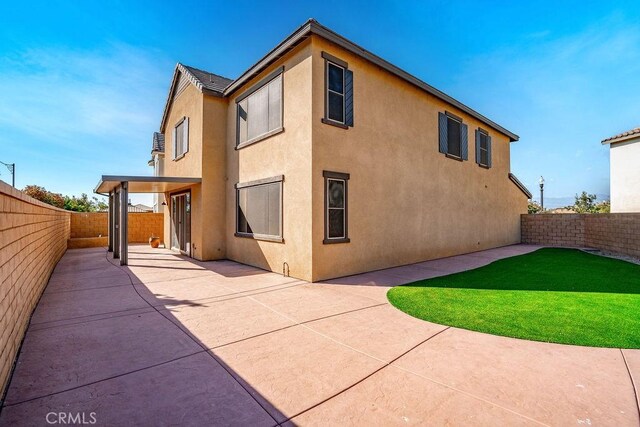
left=224, top=39, right=314, bottom=280
left=310, top=35, right=526, bottom=280
left=162, top=82, right=203, bottom=178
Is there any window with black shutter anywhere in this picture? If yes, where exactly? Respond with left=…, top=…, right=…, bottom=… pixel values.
left=475, top=128, right=492, bottom=168
left=322, top=52, right=353, bottom=129
left=438, top=111, right=468, bottom=161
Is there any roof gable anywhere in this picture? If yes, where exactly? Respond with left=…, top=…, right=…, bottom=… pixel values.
left=159, top=63, right=233, bottom=132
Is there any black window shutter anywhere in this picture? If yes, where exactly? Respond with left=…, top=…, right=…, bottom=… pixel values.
left=461, top=123, right=468, bottom=160
left=438, top=112, right=448, bottom=153
left=487, top=135, right=492, bottom=168
left=475, top=129, right=481, bottom=164
left=345, top=69, right=354, bottom=127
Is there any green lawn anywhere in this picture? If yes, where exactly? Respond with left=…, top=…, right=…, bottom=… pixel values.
left=387, top=248, right=640, bottom=348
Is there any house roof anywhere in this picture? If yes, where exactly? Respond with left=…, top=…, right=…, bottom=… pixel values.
left=158, top=19, right=518, bottom=142
left=601, top=126, right=640, bottom=145
left=159, top=63, right=233, bottom=132
left=151, top=132, right=165, bottom=153
left=182, top=64, right=233, bottom=93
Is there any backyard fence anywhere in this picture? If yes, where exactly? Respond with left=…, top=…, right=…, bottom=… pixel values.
left=0, top=181, right=71, bottom=398
left=68, top=212, right=164, bottom=249
left=521, top=213, right=640, bottom=259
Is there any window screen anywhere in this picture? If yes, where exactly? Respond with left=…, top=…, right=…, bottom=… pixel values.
left=327, top=62, right=345, bottom=123
left=479, top=132, right=489, bottom=166
left=174, top=118, right=188, bottom=158
left=237, top=74, right=282, bottom=146
left=323, top=171, right=350, bottom=243
left=447, top=116, right=461, bottom=158
left=236, top=181, right=281, bottom=238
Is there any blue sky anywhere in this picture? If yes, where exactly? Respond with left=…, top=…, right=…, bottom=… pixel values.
left=1, top=1, right=639, bottom=207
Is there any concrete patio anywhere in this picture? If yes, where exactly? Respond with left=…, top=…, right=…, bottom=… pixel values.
left=0, top=244, right=638, bottom=426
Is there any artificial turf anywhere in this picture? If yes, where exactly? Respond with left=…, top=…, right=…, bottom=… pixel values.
left=387, top=248, right=640, bottom=348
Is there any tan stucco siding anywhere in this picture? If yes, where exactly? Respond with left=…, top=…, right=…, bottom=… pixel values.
left=200, top=95, right=229, bottom=259
left=161, top=82, right=205, bottom=259
left=225, top=40, right=314, bottom=281
left=310, top=36, right=526, bottom=281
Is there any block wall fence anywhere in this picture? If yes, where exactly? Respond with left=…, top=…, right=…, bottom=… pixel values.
left=0, top=181, right=71, bottom=399
left=68, top=212, right=164, bottom=249
left=521, top=213, right=640, bottom=259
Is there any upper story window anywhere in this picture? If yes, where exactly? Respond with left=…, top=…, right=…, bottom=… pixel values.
left=475, top=128, right=492, bottom=168
left=322, top=52, right=354, bottom=129
left=173, top=117, right=189, bottom=159
left=438, top=111, right=468, bottom=160
left=236, top=67, right=283, bottom=149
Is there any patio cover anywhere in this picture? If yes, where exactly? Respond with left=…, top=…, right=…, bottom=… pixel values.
left=94, top=175, right=201, bottom=266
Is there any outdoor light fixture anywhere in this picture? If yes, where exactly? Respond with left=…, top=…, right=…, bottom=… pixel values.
left=539, top=176, right=545, bottom=210
left=0, top=160, right=15, bottom=187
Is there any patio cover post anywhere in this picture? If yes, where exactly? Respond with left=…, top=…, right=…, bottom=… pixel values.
left=118, top=181, right=128, bottom=265
left=113, top=186, right=120, bottom=259
left=107, top=191, right=114, bottom=252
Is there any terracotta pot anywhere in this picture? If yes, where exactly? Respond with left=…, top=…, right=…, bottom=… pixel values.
left=149, top=237, right=161, bottom=248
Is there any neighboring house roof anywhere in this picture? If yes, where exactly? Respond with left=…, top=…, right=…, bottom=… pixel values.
left=601, top=126, right=640, bottom=145
left=548, top=208, right=577, bottom=214
left=151, top=132, right=165, bottom=154
left=158, top=19, right=519, bottom=142
left=128, top=203, right=153, bottom=213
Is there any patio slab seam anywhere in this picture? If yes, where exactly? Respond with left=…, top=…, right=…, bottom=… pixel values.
left=620, top=349, right=640, bottom=420
left=27, top=308, right=157, bottom=333
left=1, top=350, right=208, bottom=408
left=139, top=279, right=307, bottom=309
left=105, top=252, right=282, bottom=426
left=285, top=326, right=452, bottom=422
left=44, top=282, right=133, bottom=294
left=389, top=362, right=551, bottom=426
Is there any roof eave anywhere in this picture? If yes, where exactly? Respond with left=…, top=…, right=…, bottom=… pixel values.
left=223, top=19, right=519, bottom=142
left=601, top=134, right=640, bottom=145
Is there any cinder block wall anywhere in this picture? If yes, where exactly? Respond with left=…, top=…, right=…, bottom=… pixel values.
left=521, top=213, right=640, bottom=259
left=0, top=181, right=70, bottom=398
left=70, top=212, right=164, bottom=244
left=521, top=214, right=586, bottom=247
left=585, top=214, right=640, bottom=259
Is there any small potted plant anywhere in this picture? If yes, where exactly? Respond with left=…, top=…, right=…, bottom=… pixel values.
left=149, top=236, right=161, bottom=248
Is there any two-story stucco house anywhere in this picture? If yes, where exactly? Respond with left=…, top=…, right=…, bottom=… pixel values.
left=602, top=127, right=640, bottom=213
left=102, top=19, right=530, bottom=282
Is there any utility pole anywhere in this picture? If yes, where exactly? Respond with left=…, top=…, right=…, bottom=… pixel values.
left=0, top=161, right=15, bottom=187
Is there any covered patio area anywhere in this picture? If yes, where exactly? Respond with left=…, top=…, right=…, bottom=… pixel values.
left=94, top=175, right=201, bottom=265
left=1, top=244, right=638, bottom=425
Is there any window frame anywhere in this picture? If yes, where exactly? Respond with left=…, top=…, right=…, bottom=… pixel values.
left=173, top=117, right=188, bottom=160
left=234, top=175, right=284, bottom=243
left=445, top=112, right=463, bottom=160
left=477, top=128, right=490, bottom=168
left=235, top=66, right=285, bottom=150
left=321, top=52, right=349, bottom=129
left=323, top=171, right=350, bottom=244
